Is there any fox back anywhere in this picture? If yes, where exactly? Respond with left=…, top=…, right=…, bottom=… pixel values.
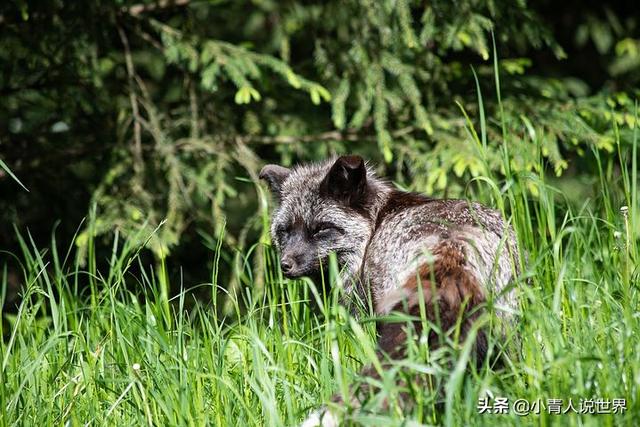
left=260, top=155, right=520, bottom=321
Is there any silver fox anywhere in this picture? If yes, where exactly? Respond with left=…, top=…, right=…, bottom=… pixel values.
left=260, top=155, right=521, bottom=423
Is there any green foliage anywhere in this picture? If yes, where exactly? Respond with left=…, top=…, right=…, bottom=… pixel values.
left=2, top=3, right=640, bottom=424
left=1, top=115, right=639, bottom=425
left=0, top=158, right=28, bottom=192
left=0, top=0, right=639, bottom=266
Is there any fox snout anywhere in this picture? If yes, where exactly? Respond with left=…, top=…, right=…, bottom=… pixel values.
left=276, top=227, right=322, bottom=278
left=279, top=250, right=316, bottom=278
left=280, top=253, right=296, bottom=276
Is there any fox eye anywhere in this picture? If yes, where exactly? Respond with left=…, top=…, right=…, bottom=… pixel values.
left=276, top=224, right=291, bottom=237
left=312, top=222, right=339, bottom=237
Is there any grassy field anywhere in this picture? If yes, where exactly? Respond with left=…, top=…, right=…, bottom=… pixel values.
left=1, top=110, right=639, bottom=427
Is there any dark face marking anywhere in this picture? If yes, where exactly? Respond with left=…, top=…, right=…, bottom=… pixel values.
left=276, top=217, right=345, bottom=277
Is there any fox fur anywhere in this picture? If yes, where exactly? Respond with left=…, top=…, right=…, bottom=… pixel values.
left=259, top=155, right=521, bottom=424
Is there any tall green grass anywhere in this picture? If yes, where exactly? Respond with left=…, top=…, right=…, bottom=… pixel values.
left=1, top=107, right=639, bottom=425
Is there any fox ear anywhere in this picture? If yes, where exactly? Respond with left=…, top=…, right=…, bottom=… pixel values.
left=259, top=164, right=291, bottom=198
left=322, top=155, right=367, bottom=206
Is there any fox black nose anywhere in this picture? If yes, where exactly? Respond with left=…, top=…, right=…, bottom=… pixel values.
left=281, top=256, right=294, bottom=274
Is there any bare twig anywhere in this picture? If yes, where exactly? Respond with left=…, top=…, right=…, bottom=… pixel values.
left=236, top=126, right=417, bottom=145
left=189, top=78, right=200, bottom=139
left=116, top=25, right=144, bottom=174
left=138, top=30, right=164, bottom=51
left=125, top=0, right=191, bottom=17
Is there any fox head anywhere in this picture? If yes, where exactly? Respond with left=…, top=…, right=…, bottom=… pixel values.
left=260, top=155, right=387, bottom=279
